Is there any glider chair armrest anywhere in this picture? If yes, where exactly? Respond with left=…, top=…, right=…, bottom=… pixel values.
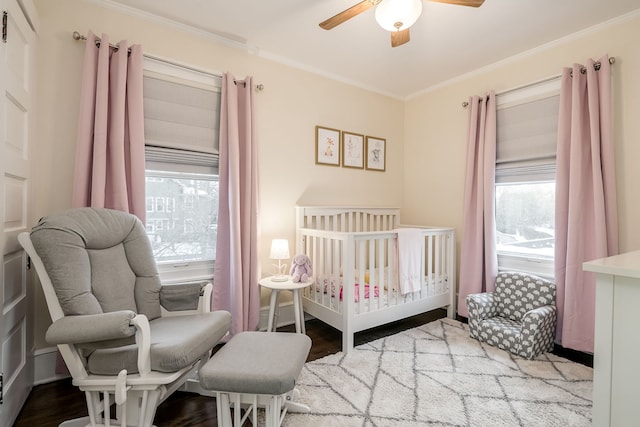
left=46, top=310, right=137, bottom=345
left=466, top=292, right=498, bottom=340
left=130, top=314, right=152, bottom=375
left=160, top=281, right=212, bottom=314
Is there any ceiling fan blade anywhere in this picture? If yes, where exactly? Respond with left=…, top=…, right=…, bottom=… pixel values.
left=319, top=1, right=375, bottom=30
left=391, top=29, right=410, bottom=47
left=428, top=0, right=485, bottom=7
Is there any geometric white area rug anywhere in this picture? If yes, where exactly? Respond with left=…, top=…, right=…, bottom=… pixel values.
left=284, top=318, right=593, bottom=427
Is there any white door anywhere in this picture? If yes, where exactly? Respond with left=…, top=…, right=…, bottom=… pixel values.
left=0, top=0, right=36, bottom=425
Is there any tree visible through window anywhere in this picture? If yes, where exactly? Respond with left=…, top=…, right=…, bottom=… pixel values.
left=496, top=182, right=555, bottom=259
left=145, top=171, right=219, bottom=264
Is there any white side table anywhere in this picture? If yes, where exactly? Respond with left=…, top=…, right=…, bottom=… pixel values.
left=259, top=276, right=313, bottom=334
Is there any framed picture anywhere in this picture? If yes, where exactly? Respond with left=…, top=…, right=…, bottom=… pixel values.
left=365, top=136, right=386, bottom=171
left=341, top=131, right=364, bottom=169
left=315, top=126, right=341, bottom=166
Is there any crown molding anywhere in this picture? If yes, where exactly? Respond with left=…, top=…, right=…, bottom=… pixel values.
left=405, top=7, right=640, bottom=101
left=85, top=0, right=259, bottom=54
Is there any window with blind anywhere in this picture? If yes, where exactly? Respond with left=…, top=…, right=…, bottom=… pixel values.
left=495, top=79, right=560, bottom=278
left=143, top=58, right=222, bottom=282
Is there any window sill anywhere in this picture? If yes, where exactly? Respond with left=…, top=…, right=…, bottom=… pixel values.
left=497, top=252, right=554, bottom=279
left=157, top=261, right=215, bottom=284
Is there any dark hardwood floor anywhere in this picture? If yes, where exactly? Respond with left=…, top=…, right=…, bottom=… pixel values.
left=13, top=309, right=592, bottom=426
left=14, top=310, right=446, bottom=427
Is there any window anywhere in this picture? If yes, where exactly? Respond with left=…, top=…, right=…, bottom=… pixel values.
left=495, top=79, right=560, bottom=278
left=143, top=57, right=222, bottom=282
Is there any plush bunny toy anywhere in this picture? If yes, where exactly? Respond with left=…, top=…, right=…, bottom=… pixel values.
left=289, top=254, right=312, bottom=283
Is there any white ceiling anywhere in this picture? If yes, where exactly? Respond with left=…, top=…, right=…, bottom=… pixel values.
left=107, top=0, right=640, bottom=99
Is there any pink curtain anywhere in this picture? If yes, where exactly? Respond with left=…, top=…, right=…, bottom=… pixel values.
left=555, top=55, right=618, bottom=352
left=213, top=74, right=260, bottom=336
left=72, top=31, right=146, bottom=223
left=458, top=92, right=498, bottom=317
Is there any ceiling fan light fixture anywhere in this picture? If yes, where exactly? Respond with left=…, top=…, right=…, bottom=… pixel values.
left=374, top=0, right=423, bottom=32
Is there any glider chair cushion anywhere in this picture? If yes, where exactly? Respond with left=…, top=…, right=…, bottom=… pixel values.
left=22, top=207, right=232, bottom=427
left=45, top=312, right=230, bottom=375
left=466, top=272, right=557, bottom=359
left=30, top=207, right=161, bottom=319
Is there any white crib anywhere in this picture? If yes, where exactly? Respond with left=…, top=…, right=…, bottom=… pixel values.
left=295, top=206, right=456, bottom=353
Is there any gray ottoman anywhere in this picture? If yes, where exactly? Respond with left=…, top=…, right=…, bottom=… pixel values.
left=199, top=332, right=311, bottom=427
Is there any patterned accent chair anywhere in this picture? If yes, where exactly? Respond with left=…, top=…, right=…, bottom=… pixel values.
left=466, top=272, right=557, bottom=359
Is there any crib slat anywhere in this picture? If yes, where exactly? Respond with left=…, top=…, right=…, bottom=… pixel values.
left=337, top=237, right=342, bottom=311
left=377, top=236, right=384, bottom=311
left=370, top=237, right=374, bottom=308
left=358, top=239, right=366, bottom=313
left=319, top=236, right=327, bottom=307
left=387, top=237, right=394, bottom=306
left=435, top=234, right=441, bottom=295
left=427, top=234, right=433, bottom=297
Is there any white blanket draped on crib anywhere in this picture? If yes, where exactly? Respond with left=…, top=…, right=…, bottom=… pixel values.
left=396, top=228, right=423, bottom=295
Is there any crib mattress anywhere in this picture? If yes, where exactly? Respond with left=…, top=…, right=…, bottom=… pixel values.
left=306, top=276, right=448, bottom=314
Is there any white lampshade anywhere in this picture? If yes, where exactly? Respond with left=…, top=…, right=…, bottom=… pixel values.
left=269, top=239, right=290, bottom=260
left=375, top=0, right=423, bottom=32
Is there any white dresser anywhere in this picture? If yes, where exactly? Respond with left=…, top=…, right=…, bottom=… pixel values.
left=583, top=250, right=640, bottom=427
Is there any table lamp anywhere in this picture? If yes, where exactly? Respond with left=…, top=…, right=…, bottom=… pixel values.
left=269, top=239, right=290, bottom=282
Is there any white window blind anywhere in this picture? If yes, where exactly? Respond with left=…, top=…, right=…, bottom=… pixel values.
left=496, top=77, right=560, bottom=183
left=145, top=146, right=218, bottom=176
left=143, top=58, right=222, bottom=156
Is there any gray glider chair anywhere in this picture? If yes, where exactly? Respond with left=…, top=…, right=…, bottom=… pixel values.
left=466, top=271, right=557, bottom=359
left=19, top=207, right=232, bottom=427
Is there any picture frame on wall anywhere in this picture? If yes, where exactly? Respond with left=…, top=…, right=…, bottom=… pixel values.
left=341, top=131, right=364, bottom=169
left=316, top=126, right=341, bottom=166
left=365, top=136, right=386, bottom=171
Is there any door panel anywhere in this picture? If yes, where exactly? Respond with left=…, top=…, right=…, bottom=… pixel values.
left=0, top=0, right=36, bottom=425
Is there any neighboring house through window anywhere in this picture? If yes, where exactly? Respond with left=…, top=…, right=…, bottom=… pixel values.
left=495, top=79, right=560, bottom=278
left=143, top=57, right=222, bottom=283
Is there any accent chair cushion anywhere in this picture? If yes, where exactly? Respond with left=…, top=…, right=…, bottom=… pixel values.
left=475, top=316, right=522, bottom=355
left=494, top=272, right=556, bottom=322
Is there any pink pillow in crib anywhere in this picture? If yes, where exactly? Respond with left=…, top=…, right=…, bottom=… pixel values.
left=340, top=283, right=379, bottom=302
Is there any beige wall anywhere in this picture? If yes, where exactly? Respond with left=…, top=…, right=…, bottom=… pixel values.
left=31, top=0, right=640, bottom=350
left=31, top=0, right=404, bottom=348
left=403, top=12, right=640, bottom=274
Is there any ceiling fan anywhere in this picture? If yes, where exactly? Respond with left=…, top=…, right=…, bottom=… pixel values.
left=319, top=0, right=485, bottom=47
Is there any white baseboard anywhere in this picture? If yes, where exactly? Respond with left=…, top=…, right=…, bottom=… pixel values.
left=33, top=303, right=298, bottom=385
left=34, top=347, right=70, bottom=385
